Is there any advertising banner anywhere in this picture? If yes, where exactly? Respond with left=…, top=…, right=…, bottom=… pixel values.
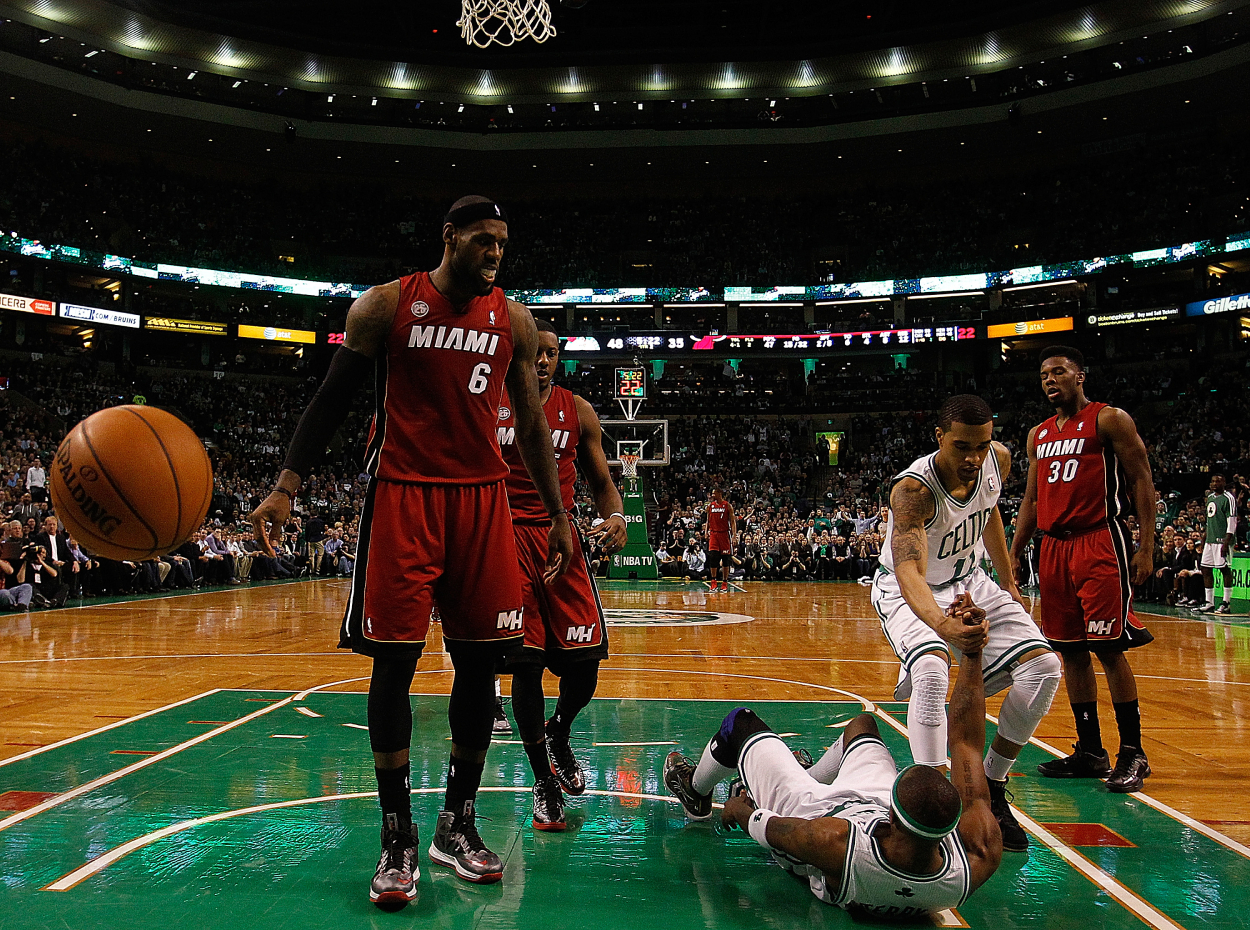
left=986, top=317, right=1074, bottom=338
left=59, top=303, right=140, bottom=328
left=144, top=317, right=229, bottom=336
left=237, top=324, right=316, bottom=344
left=0, top=293, right=54, bottom=315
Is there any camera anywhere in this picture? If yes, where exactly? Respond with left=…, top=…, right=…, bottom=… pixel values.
left=22, top=543, right=44, bottom=562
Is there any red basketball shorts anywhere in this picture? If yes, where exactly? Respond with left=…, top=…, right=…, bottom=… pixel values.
left=1038, top=522, right=1152, bottom=654
left=339, top=479, right=523, bottom=659
left=509, top=522, right=607, bottom=668
left=708, top=532, right=731, bottom=554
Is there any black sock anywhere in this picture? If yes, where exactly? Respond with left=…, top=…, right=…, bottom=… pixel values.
left=444, top=755, right=486, bottom=816
left=375, top=764, right=411, bottom=824
left=1112, top=699, right=1142, bottom=753
left=1072, top=701, right=1103, bottom=754
left=548, top=661, right=599, bottom=739
left=524, top=740, right=551, bottom=782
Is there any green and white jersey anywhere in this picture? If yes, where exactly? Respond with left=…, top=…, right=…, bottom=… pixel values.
left=1206, top=490, right=1238, bottom=544
left=880, top=451, right=1002, bottom=587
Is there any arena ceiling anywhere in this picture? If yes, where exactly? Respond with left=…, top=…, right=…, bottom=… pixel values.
left=0, top=0, right=1243, bottom=108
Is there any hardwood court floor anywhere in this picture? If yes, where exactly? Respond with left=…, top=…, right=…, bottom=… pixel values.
left=0, top=579, right=1247, bottom=929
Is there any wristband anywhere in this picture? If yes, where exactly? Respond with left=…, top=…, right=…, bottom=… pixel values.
left=609, top=512, right=626, bottom=522
left=273, top=487, right=296, bottom=503
left=548, top=508, right=568, bottom=518
left=747, top=808, right=777, bottom=849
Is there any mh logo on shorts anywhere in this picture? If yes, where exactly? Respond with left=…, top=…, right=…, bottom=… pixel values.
left=496, top=608, right=524, bottom=632
left=565, top=625, right=595, bottom=643
left=1087, top=619, right=1114, bottom=636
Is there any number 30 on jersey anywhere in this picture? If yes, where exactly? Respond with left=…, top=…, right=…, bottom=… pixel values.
left=1047, top=458, right=1079, bottom=483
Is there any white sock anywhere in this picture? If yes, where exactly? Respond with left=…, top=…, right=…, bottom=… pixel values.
left=1205, top=587, right=1214, bottom=607
left=1224, top=588, right=1232, bottom=604
left=984, top=747, right=1015, bottom=782
left=809, top=734, right=846, bottom=784
left=692, top=740, right=732, bottom=796
left=495, top=677, right=502, bottom=698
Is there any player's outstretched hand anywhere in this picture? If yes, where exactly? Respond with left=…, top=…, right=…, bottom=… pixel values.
left=942, top=593, right=988, bottom=656
left=721, top=787, right=756, bottom=831
left=248, top=492, right=290, bottom=558
left=543, top=513, right=575, bottom=584
left=586, top=514, right=628, bottom=554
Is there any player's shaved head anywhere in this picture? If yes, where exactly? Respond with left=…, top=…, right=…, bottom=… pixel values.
left=535, top=318, right=558, bottom=335
left=936, top=395, right=993, bottom=432
left=893, top=765, right=962, bottom=840
left=449, top=194, right=494, bottom=213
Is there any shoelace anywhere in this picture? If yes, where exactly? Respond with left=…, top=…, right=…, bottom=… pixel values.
left=455, top=816, right=487, bottom=854
left=380, top=833, right=413, bottom=872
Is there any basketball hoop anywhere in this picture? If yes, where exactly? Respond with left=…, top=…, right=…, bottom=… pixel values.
left=458, top=0, right=556, bottom=47
left=620, top=453, right=641, bottom=478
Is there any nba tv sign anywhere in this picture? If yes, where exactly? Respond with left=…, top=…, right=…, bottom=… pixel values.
left=1187, top=292, right=1250, bottom=316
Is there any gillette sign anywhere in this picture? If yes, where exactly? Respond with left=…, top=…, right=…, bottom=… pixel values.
left=1187, top=292, right=1250, bottom=316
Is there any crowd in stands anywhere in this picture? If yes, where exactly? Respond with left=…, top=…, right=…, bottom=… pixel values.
left=2, top=128, right=1247, bottom=294
left=4, top=343, right=1250, bottom=608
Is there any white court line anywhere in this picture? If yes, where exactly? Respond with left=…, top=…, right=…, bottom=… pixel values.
left=0, top=695, right=293, bottom=834
left=593, top=741, right=678, bottom=747
left=994, top=715, right=1250, bottom=862
left=271, top=735, right=305, bottom=740
left=44, top=785, right=686, bottom=892
left=0, top=689, right=222, bottom=769
left=873, top=704, right=1186, bottom=930
left=605, top=667, right=876, bottom=711
left=295, top=707, right=322, bottom=718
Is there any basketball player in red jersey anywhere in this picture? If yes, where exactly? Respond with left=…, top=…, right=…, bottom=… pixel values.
left=250, top=196, right=573, bottom=909
left=705, top=487, right=736, bottom=591
left=1010, top=345, right=1156, bottom=793
left=497, top=319, right=628, bottom=830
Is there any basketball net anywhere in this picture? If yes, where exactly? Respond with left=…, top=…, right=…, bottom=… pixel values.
left=620, top=453, right=641, bottom=479
left=458, top=0, right=556, bottom=47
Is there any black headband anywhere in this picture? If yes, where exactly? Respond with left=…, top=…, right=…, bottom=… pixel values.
left=444, top=201, right=509, bottom=228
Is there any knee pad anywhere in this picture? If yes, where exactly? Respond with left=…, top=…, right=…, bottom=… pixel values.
left=709, top=708, right=772, bottom=767
left=908, top=654, right=950, bottom=729
left=997, top=652, right=1063, bottom=746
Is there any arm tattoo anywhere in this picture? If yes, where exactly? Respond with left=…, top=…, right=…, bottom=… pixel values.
left=890, top=482, right=933, bottom=565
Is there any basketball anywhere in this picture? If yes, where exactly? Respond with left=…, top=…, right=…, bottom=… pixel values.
left=49, top=405, right=213, bottom=561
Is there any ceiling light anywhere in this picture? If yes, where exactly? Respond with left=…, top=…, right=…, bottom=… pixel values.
left=232, top=80, right=242, bottom=88
left=327, top=94, right=334, bottom=102
left=371, top=97, right=377, bottom=106
left=637, top=102, right=643, bottom=110
left=593, top=102, right=600, bottom=111
left=84, top=50, right=98, bottom=58
left=186, top=71, right=196, bottom=80
left=507, top=105, right=514, bottom=113
left=458, top=104, right=464, bottom=112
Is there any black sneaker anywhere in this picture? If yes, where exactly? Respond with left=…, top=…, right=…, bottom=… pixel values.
left=1212, top=603, right=1233, bottom=616
left=1106, top=748, right=1150, bottom=793
left=428, top=808, right=504, bottom=883
left=493, top=699, right=512, bottom=735
left=663, top=751, right=713, bottom=821
left=532, top=775, right=566, bottom=832
left=546, top=723, right=586, bottom=795
left=1037, top=743, right=1112, bottom=779
left=987, top=778, right=1029, bottom=852
left=370, top=815, right=419, bottom=910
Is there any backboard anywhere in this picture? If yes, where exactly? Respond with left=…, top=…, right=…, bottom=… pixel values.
left=599, top=419, right=669, bottom=467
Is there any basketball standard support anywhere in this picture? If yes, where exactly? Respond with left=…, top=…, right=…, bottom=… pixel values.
left=608, top=455, right=658, bottom=580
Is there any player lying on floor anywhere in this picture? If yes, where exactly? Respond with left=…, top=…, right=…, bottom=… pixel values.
left=664, top=593, right=1003, bottom=918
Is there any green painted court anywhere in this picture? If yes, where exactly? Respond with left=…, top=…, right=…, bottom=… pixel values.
left=0, top=690, right=1243, bottom=929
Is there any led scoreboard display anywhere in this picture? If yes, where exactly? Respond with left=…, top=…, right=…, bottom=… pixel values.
left=615, top=367, right=647, bottom=400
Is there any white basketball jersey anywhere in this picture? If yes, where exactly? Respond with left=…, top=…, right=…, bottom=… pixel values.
left=880, top=450, right=1001, bottom=587
left=811, top=807, right=971, bottom=917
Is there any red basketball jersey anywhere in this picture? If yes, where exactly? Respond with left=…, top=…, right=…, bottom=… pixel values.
left=498, top=384, right=580, bottom=523
left=707, top=501, right=731, bottom=536
left=1034, top=401, right=1132, bottom=533
left=365, top=272, right=513, bottom=484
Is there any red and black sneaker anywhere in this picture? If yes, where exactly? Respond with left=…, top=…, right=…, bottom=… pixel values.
left=532, top=775, right=567, bottom=831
